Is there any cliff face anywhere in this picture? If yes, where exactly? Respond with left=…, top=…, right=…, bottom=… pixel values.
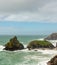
left=45, top=33, right=57, bottom=40
left=27, top=40, right=54, bottom=50
left=4, top=36, right=24, bottom=51
left=47, top=55, right=57, bottom=65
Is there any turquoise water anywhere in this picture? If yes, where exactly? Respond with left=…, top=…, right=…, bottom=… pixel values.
left=0, top=35, right=47, bottom=45
left=0, top=50, right=51, bottom=65
left=0, top=35, right=55, bottom=65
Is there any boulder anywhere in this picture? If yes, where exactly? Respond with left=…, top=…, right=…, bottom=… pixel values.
left=47, top=55, right=57, bottom=65
left=4, top=36, right=24, bottom=51
left=27, top=40, right=54, bottom=50
left=45, top=33, right=57, bottom=40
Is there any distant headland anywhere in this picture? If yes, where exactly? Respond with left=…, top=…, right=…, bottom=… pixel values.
left=44, top=33, right=57, bottom=40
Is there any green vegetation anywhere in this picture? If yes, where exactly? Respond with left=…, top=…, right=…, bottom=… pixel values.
left=32, top=40, right=52, bottom=46
left=27, top=40, right=54, bottom=49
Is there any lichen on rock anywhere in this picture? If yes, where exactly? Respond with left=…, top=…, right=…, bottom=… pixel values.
left=4, top=36, right=24, bottom=51
left=27, top=40, right=54, bottom=50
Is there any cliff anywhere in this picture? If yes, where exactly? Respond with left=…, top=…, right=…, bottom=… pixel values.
left=45, top=33, right=57, bottom=40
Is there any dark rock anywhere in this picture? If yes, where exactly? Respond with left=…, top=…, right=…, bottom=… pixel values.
left=34, top=50, right=37, bottom=51
left=27, top=40, right=54, bottom=50
left=4, top=36, right=24, bottom=51
left=47, top=55, right=57, bottom=65
left=45, top=33, right=57, bottom=40
left=56, top=42, right=57, bottom=47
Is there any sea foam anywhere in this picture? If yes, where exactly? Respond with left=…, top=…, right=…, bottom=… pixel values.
left=38, top=60, right=48, bottom=65
left=0, top=45, right=5, bottom=51
left=38, top=49, right=57, bottom=55
left=48, top=40, right=57, bottom=47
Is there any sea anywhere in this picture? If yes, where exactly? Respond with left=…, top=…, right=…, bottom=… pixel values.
left=0, top=35, right=57, bottom=65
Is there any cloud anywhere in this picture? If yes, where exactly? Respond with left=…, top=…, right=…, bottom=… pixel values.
left=0, top=0, right=47, bottom=13
left=0, top=0, right=57, bottom=22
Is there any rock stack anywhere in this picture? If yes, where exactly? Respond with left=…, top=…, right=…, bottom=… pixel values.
left=4, top=36, right=24, bottom=51
left=27, top=40, right=54, bottom=50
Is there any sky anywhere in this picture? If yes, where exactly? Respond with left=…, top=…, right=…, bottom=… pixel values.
left=0, top=22, right=57, bottom=35
left=0, top=0, right=57, bottom=35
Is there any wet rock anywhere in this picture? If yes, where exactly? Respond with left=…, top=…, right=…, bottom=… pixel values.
left=45, top=33, right=57, bottom=40
left=4, top=36, right=24, bottom=51
left=27, top=40, right=54, bottom=50
left=47, top=55, right=57, bottom=65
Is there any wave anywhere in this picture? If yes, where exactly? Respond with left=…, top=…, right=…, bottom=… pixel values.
left=0, top=45, right=5, bottom=51
left=38, top=49, right=57, bottom=55
left=38, top=38, right=44, bottom=40
left=0, top=44, right=57, bottom=65
left=48, top=40, right=57, bottom=47
left=38, top=60, right=48, bottom=65
left=0, top=44, right=57, bottom=54
left=38, top=39, right=57, bottom=47
left=24, top=44, right=27, bottom=48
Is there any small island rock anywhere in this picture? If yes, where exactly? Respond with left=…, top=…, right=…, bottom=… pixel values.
left=4, top=36, right=24, bottom=51
left=27, top=40, right=54, bottom=50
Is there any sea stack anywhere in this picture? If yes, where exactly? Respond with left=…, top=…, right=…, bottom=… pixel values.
left=44, top=33, right=57, bottom=40
left=4, top=36, right=24, bottom=51
left=27, top=40, right=54, bottom=50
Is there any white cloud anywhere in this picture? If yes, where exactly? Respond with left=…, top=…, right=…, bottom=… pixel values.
left=0, top=0, right=57, bottom=22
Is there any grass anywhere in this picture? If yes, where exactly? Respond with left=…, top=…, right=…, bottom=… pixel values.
left=28, top=40, right=53, bottom=47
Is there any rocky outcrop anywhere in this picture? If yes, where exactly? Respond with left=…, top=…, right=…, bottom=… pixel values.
left=4, top=36, right=24, bottom=51
left=27, top=40, right=54, bottom=50
left=47, top=55, right=57, bottom=65
left=45, top=33, right=57, bottom=40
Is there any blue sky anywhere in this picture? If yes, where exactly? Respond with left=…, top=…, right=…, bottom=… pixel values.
left=0, top=21, right=57, bottom=35
left=0, top=0, right=57, bottom=35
